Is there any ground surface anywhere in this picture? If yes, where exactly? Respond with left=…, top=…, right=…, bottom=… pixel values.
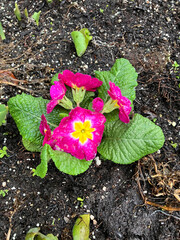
left=0, top=0, right=180, bottom=239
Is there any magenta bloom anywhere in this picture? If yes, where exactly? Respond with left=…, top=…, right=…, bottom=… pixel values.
left=58, top=70, right=102, bottom=91
left=52, top=107, right=106, bottom=161
left=92, top=97, right=104, bottom=112
left=39, top=114, right=56, bottom=148
left=108, top=81, right=132, bottom=123
left=47, top=81, right=66, bottom=114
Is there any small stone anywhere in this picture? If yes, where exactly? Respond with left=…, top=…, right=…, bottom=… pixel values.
left=172, top=121, right=176, bottom=127
left=2, top=182, right=6, bottom=187
left=64, top=216, right=69, bottom=223
left=93, top=219, right=97, bottom=225
left=103, top=186, right=107, bottom=191
left=90, top=215, right=95, bottom=220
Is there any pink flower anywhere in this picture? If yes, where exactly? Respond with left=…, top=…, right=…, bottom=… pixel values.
left=47, top=81, right=66, bottom=114
left=39, top=114, right=56, bottom=148
left=92, top=97, right=104, bottom=112
left=58, top=70, right=102, bottom=92
left=52, top=107, right=106, bottom=161
left=107, top=81, right=132, bottom=123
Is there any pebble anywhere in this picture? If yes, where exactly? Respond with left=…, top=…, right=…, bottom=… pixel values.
left=2, top=182, right=6, bottom=187
left=64, top=216, right=69, bottom=223
left=103, top=186, right=107, bottom=191
left=93, top=219, right=97, bottom=225
left=95, top=156, right=101, bottom=166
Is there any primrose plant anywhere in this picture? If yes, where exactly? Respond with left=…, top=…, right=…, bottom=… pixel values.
left=8, top=59, right=165, bottom=177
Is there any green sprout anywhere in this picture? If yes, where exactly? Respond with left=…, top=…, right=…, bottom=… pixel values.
left=32, top=11, right=41, bottom=26
left=0, top=146, right=9, bottom=158
left=170, top=141, right=178, bottom=149
left=14, top=1, right=21, bottom=21
left=77, top=197, right=84, bottom=207
left=100, top=8, right=104, bottom=13
left=71, top=28, right=92, bottom=57
left=24, top=8, right=28, bottom=18
left=172, top=61, right=179, bottom=70
left=0, top=22, right=6, bottom=40
left=0, top=189, right=8, bottom=197
left=25, top=227, right=58, bottom=240
left=0, top=103, right=8, bottom=126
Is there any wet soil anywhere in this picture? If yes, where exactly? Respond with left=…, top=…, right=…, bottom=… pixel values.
left=0, top=0, right=180, bottom=239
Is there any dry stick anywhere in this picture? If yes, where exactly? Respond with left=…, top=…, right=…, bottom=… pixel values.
left=137, top=160, right=180, bottom=212
left=6, top=205, right=18, bottom=240
left=0, top=80, right=33, bottom=92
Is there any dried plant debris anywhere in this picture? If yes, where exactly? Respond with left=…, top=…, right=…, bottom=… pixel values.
left=137, top=155, right=180, bottom=211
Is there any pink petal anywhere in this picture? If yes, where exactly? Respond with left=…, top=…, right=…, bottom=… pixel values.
left=119, top=107, right=130, bottom=123
left=39, top=114, right=51, bottom=136
left=107, top=81, right=122, bottom=101
left=51, top=107, right=106, bottom=160
left=58, top=70, right=75, bottom=88
left=58, top=70, right=102, bottom=91
left=50, top=81, right=66, bottom=100
left=47, top=99, right=59, bottom=114
left=92, top=97, right=104, bottom=112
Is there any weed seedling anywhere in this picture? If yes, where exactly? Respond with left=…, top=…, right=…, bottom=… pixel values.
left=32, top=11, right=41, bottom=26
left=0, top=22, right=6, bottom=40
left=0, top=189, right=8, bottom=197
left=14, top=1, right=21, bottom=21
left=0, top=146, right=9, bottom=158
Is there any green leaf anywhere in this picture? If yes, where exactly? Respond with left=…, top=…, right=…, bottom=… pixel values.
left=7, top=93, right=62, bottom=151
left=25, top=228, right=40, bottom=240
left=14, top=1, right=21, bottom=21
left=50, top=73, right=59, bottom=85
left=71, top=28, right=92, bottom=57
left=33, top=144, right=92, bottom=177
left=80, top=91, right=95, bottom=108
left=25, top=227, right=58, bottom=240
left=0, top=104, right=8, bottom=126
left=95, top=58, right=138, bottom=105
left=24, top=8, right=28, bottom=18
left=33, top=144, right=51, bottom=178
left=50, top=149, right=92, bottom=176
left=0, top=22, right=6, bottom=40
left=98, top=114, right=165, bottom=164
left=32, top=11, right=41, bottom=26
left=22, top=138, right=43, bottom=152
left=72, top=214, right=90, bottom=240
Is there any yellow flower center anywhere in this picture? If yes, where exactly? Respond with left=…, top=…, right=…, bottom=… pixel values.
left=72, top=84, right=85, bottom=90
left=71, top=120, right=95, bottom=144
left=113, top=100, right=120, bottom=108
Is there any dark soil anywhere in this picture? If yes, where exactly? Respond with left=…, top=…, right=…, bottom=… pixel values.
left=0, top=0, right=180, bottom=239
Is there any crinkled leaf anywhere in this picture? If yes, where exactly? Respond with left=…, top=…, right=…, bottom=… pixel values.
left=104, top=109, right=119, bottom=122
left=71, top=28, right=92, bottom=57
left=50, top=149, right=92, bottom=176
left=95, top=58, right=138, bottom=105
left=0, top=103, right=8, bottom=126
left=72, top=214, right=90, bottom=240
left=7, top=93, right=62, bottom=151
left=33, top=144, right=92, bottom=177
left=33, top=144, right=51, bottom=178
left=98, top=114, right=165, bottom=164
left=22, top=138, right=43, bottom=152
